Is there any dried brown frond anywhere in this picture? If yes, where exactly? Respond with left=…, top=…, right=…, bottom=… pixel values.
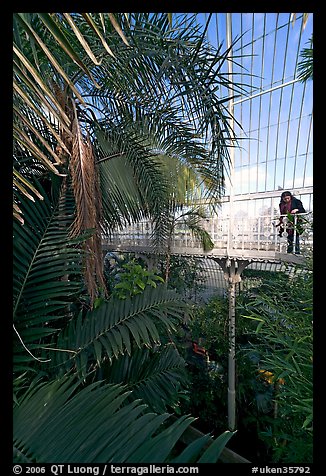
left=51, top=81, right=73, bottom=165
left=69, top=112, right=107, bottom=304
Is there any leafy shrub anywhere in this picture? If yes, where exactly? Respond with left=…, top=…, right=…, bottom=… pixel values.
left=105, top=254, right=164, bottom=299
left=238, top=265, right=313, bottom=463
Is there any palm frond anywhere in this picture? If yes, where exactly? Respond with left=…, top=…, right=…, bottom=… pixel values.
left=81, top=14, right=251, bottom=197
left=176, top=206, right=214, bottom=252
left=106, top=344, right=187, bottom=413
left=297, top=35, right=313, bottom=82
left=14, top=13, right=85, bottom=104
left=51, top=286, right=187, bottom=376
left=172, top=429, right=235, bottom=463
left=94, top=123, right=171, bottom=240
left=13, top=179, right=88, bottom=371
left=13, top=376, right=234, bottom=463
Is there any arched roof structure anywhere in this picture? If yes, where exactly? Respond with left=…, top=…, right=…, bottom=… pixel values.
left=202, top=12, right=313, bottom=249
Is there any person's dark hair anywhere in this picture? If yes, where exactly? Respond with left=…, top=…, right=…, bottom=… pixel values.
left=281, top=191, right=292, bottom=200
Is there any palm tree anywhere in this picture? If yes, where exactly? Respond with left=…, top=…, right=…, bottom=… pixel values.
left=13, top=13, right=247, bottom=299
left=13, top=12, right=249, bottom=462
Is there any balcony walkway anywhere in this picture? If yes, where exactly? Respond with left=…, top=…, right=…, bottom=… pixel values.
left=102, top=213, right=312, bottom=268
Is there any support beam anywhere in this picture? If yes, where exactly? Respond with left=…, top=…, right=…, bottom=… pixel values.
left=212, top=257, right=250, bottom=431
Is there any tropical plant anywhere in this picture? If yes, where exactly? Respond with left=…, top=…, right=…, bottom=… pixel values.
left=175, top=295, right=256, bottom=437
left=13, top=178, right=86, bottom=372
left=13, top=180, right=235, bottom=462
left=13, top=12, right=248, bottom=301
left=291, top=12, right=313, bottom=83
left=13, top=12, right=249, bottom=463
left=111, top=258, right=164, bottom=300
left=152, top=154, right=216, bottom=281
left=160, top=255, right=208, bottom=300
left=162, top=205, right=215, bottom=282
left=14, top=376, right=235, bottom=463
left=238, top=263, right=313, bottom=463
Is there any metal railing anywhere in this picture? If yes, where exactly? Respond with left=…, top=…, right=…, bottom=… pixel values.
left=102, top=212, right=313, bottom=257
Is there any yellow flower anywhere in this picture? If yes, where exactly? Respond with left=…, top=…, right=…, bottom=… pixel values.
left=258, top=369, right=285, bottom=385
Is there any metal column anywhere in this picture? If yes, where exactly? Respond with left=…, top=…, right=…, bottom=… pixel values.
left=227, top=275, right=236, bottom=431
left=215, top=257, right=250, bottom=431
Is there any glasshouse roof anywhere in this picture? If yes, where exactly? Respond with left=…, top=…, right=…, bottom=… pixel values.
left=193, top=13, right=312, bottom=202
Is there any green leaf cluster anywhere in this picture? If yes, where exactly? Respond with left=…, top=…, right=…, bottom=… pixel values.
left=112, top=259, right=165, bottom=299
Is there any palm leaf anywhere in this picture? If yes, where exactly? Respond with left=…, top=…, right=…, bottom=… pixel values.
left=13, top=376, right=234, bottom=463
left=297, top=35, right=313, bottom=82
left=14, top=13, right=85, bottom=104
left=106, top=344, right=187, bottom=413
left=13, top=44, right=72, bottom=127
left=51, top=286, right=187, bottom=376
left=37, top=13, right=103, bottom=85
left=13, top=179, right=89, bottom=371
left=13, top=12, right=250, bottom=230
left=181, top=207, right=215, bottom=252
left=94, top=123, right=170, bottom=233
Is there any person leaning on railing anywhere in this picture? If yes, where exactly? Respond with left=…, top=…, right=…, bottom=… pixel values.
left=276, top=191, right=306, bottom=254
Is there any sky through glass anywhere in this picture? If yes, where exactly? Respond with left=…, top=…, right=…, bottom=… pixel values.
left=181, top=13, right=313, bottom=219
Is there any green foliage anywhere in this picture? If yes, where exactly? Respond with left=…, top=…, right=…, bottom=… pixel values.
left=51, top=285, right=187, bottom=377
left=13, top=11, right=251, bottom=462
left=175, top=295, right=256, bottom=436
left=177, top=356, right=228, bottom=435
left=297, top=35, right=313, bottom=82
left=188, top=296, right=229, bottom=350
left=13, top=375, right=235, bottom=463
left=104, top=344, right=188, bottom=414
left=285, top=212, right=304, bottom=235
left=13, top=179, right=89, bottom=375
left=238, top=265, right=313, bottom=463
left=173, top=263, right=313, bottom=464
left=188, top=295, right=253, bottom=357
left=111, top=259, right=164, bottom=299
left=12, top=179, right=234, bottom=462
left=176, top=207, right=214, bottom=252
left=159, top=255, right=207, bottom=299
left=13, top=177, right=234, bottom=463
